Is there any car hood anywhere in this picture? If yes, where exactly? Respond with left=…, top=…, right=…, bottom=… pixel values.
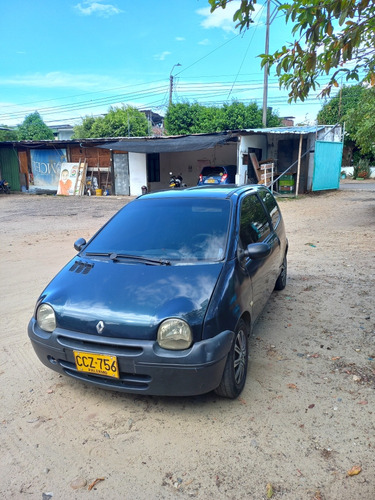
left=40, top=257, right=224, bottom=340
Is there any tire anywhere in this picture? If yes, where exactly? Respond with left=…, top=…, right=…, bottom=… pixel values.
left=274, top=253, right=287, bottom=291
left=215, top=318, right=249, bottom=399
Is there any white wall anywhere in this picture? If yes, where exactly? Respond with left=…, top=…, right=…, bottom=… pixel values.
left=149, top=142, right=238, bottom=191
left=129, top=152, right=147, bottom=196
left=341, top=166, right=375, bottom=178
left=238, top=134, right=267, bottom=184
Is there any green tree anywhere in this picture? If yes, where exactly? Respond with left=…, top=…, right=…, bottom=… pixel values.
left=72, top=116, right=96, bottom=139
left=17, top=112, right=54, bottom=140
left=165, top=101, right=280, bottom=135
left=164, top=103, right=207, bottom=135
left=345, top=87, right=375, bottom=155
left=73, top=106, right=149, bottom=138
left=209, top=0, right=375, bottom=101
left=316, top=84, right=374, bottom=158
left=317, top=85, right=364, bottom=125
left=0, top=126, right=18, bottom=141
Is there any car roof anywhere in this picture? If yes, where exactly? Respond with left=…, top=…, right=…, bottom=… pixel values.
left=138, top=184, right=264, bottom=201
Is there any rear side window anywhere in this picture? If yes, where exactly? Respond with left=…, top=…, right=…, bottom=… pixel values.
left=239, top=194, right=271, bottom=247
left=258, top=189, right=281, bottom=228
left=201, top=167, right=225, bottom=176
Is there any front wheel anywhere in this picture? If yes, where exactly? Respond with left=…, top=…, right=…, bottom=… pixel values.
left=215, top=319, right=249, bottom=399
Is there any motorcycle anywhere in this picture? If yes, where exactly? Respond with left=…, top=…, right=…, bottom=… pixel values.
left=0, top=179, right=10, bottom=194
left=169, top=172, right=186, bottom=189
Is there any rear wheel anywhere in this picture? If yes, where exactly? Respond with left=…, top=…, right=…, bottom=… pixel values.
left=274, top=253, right=287, bottom=290
left=215, top=319, right=249, bottom=399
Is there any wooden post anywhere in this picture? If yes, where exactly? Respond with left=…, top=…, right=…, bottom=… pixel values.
left=73, top=159, right=81, bottom=195
left=295, top=134, right=303, bottom=197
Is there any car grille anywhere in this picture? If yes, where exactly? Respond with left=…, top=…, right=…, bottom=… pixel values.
left=57, top=334, right=143, bottom=357
left=54, top=332, right=151, bottom=390
left=59, top=360, right=151, bottom=390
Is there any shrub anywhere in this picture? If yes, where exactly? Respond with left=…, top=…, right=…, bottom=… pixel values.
left=357, top=159, right=371, bottom=179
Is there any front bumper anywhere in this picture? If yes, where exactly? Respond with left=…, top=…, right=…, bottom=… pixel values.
left=28, top=319, right=234, bottom=396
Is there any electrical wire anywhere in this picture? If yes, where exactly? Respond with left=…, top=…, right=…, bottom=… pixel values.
left=227, top=3, right=265, bottom=99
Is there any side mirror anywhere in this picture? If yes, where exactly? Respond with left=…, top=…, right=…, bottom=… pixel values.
left=74, top=237, right=87, bottom=252
left=242, top=242, right=271, bottom=260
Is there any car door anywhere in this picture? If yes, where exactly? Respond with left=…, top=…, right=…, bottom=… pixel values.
left=257, top=188, right=284, bottom=285
left=238, top=192, right=280, bottom=320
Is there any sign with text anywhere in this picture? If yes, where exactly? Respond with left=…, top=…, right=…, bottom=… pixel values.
left=30, top=149, right=67, bottom=190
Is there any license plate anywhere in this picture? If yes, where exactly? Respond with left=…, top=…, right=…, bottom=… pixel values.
left=206, top=178, right=216, bottom=183
left=73, top=351, right=119, bottom=378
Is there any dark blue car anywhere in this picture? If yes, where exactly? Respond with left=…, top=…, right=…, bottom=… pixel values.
left=28, top=185, right=288, bottom=398
left=198, top=165, right=236, bottom=185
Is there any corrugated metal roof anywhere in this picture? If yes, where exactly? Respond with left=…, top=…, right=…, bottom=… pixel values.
left=237, top=125, right=327, bottom=135
left=96, top=133, right=233, bottom=153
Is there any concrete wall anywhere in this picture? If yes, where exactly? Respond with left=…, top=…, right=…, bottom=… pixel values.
left=148, top=142, right=237, bottom=191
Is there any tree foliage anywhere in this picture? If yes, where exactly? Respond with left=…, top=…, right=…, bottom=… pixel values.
left=164, top=101, right=280, bottom=135
left=17, top=112, right=54, bottom=140
left=0, top=126, right=18, bottom=141
left=72, top=116, right=96, bottom=139
left=316, top=84, right=363, bottom=125
left=317, top=84, right=375, bottom=156
left=345, top=87, right=375, bottom=155
left=73, top=106, right=149, bottom=138
left=209, top=0, right=375, bottom=101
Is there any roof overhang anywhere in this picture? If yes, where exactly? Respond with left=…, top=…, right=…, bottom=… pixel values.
left=236, top=125, right=327, bottom=135
left=96, top=132, right=235, bottom=153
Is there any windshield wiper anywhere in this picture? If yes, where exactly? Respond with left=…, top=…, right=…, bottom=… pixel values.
left=85, top=252, right=171, bottom=266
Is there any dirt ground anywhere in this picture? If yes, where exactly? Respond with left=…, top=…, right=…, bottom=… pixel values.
left=1, top=182, right=374, bottom=500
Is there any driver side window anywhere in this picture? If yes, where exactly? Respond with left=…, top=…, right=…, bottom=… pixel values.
left=240, top=194, right=271, bottom=247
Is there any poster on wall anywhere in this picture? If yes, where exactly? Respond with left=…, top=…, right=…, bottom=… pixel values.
left=30, top=149, right=67, bottom=192
left=57, top=162, right=80, bottom=195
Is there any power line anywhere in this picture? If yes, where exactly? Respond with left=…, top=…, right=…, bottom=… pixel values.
left=1, top=77, right=335, bottom=123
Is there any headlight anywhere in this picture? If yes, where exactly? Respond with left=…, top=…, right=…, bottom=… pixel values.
left=36, top=304, right=56, bottom=332
left=157, top=318, right=192, bottom=350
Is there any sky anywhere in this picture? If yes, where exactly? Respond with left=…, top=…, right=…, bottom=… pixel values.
left=0, top=0, right=337, bottom=129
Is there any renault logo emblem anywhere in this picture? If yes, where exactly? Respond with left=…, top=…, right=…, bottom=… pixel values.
left=96, top=321, right=105, bottom=334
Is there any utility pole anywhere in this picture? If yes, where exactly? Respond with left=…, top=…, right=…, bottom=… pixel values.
left=169, top=74, right=174, bottom=106
left=169, top=63, right=181, bottom=106
left=262, top=0, right=271, bottom=127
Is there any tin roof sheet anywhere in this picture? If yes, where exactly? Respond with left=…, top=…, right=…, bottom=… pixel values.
left=238, top=125, right=327, bottom=135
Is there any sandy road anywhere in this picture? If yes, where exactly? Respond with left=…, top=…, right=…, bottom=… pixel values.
left=0, top=186, right=374, bottom=499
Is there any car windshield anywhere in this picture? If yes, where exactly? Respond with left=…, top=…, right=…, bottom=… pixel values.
left=84, top=198, right=231, bottom=263
left=201, top=167, right=225, bottom=177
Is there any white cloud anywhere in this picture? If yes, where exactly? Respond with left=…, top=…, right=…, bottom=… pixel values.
left=175, top=37, right=185, bottom=42
left=197, top=2, right=264, bottom=32
left=0, top=71, right=122, bottom=90
left=154, top=51, right=171, bottom=61
left=75, top=1, right=123, bottom=17
left=198, top=39, right=210, bottom=46
left=197, top=3, right=239, bottom=33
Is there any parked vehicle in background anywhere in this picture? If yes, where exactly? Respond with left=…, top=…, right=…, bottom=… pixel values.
left=0, top=179, right=10, bottom=194
left=28, top=184, right=288, bottom=399
left=198, top=165, right=236, bottom=185
left=169, top=172, right=186, bottom=189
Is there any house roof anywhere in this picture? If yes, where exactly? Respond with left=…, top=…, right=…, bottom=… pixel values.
left=96, top=132, right=235, bottom=153
left=237, top=125, right=327, bottom=135
left=0, top=125, right=336, bottom=152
